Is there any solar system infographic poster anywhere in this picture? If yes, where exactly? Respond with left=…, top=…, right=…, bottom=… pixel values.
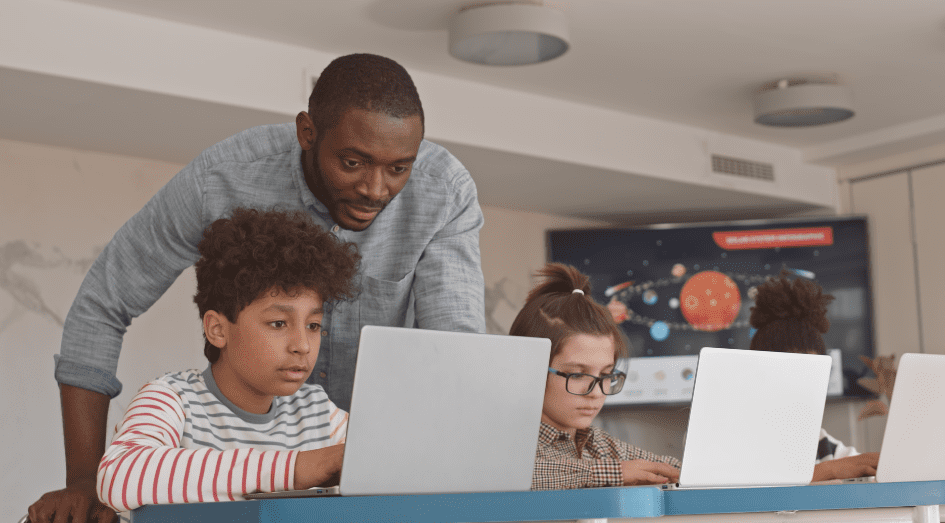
left=548, top=216, right=875, bottom=397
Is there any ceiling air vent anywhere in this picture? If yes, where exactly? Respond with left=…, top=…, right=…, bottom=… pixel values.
left=711, top=155, right=774, bottom=181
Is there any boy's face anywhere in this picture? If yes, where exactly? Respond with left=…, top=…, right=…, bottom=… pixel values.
left=542, top=333, right=617, bottom=434
left=207, top=287, right=324, bottom=414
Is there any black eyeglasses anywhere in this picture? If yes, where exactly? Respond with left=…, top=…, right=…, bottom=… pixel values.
left=548, top=367, right=627, bottom=396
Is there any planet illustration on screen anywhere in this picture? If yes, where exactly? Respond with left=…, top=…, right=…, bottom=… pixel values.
left=679, top=270, right=741, bottom=332
left=642, top=289, right=658, bottom=305
left=607, top=296, right=629, bottom=323
left=650, top=321, right=669, bottom=341
left=603, top=265, right=801, bottom=341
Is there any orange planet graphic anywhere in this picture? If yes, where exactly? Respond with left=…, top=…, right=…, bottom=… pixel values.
left=679, top=270, right=741, bottom=332
left=607, top=296, right=629, bottom=323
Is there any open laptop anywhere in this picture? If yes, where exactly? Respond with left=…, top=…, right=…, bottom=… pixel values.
left=875, top=352, right=945, bottom=483
left=811, top=352, right=945, bottom=485
left=246, top=326, right=551, bottom=498
left=663, top=347, right=832, bottom=489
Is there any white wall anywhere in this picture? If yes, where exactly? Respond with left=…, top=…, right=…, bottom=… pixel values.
left=480, top=207, right=608, bottom=335
left=837, top=144, right=945, bottom=359
left=834, top=142, right=945, bottom=453
left=0, top=139, right=204, bottom=517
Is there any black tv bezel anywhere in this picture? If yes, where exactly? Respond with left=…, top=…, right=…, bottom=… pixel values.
left=546, top=214, right=877, bottom=400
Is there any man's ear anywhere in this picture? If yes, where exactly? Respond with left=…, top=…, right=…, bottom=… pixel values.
left=296, top=111, right=317, bottom=151
left=203, top=310, right=229, bottom=350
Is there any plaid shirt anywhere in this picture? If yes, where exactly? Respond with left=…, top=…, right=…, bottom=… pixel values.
left=532, top=422, right=682, bottom=490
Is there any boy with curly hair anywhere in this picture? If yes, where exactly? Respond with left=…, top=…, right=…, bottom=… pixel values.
left=97, top=208, right=360, bottom=515
left=750, top=270, right=879, bottom=482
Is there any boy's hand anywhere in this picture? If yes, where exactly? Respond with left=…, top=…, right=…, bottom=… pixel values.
left=811, top=452, right=879, bottom=482
left=621, top=460, right=680, bottom=486
left=294, top=443, right=345, bottom=490
left=28, top=477, right=118, bottom=523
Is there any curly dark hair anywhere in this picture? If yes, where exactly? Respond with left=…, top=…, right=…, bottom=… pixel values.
left=309, top=53, right=424, bottom=136
left=193, top=208, right=361, bottom=362
left=749, top=270, right=834, bottom=355
left=509, top=263, right=629, bottom=362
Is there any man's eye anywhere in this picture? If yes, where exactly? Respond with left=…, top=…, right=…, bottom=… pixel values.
left=391, top=165, right=408, bottom=174
left=269, top=321, right=286, bottom=328
left=343, top=159, right=360, bottom=168
left=308, top=322, right=322, bottom=331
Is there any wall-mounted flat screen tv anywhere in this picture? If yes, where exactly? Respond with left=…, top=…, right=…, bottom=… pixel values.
left=548, top=216, right=875, bottom=402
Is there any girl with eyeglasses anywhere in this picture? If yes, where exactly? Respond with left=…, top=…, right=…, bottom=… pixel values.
left=510, top=263, right=681, bottom=490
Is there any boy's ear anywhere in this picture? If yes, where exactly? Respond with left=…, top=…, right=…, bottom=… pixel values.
left=203, top=310, right=229, bottom=350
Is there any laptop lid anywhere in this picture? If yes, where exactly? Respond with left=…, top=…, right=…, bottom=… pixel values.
left=339, top=326, right=551, bottom=496
left=676, top=347, right=832, bottom=488
left=876, top=353, right=945, bottom=483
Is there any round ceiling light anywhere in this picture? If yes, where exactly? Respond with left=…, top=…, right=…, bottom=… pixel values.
left=449, top=3, right=570, bottom=66
left=754, top=79, right=855, bottom=127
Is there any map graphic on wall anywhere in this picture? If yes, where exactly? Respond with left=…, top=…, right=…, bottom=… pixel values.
left=548, top=216, right=875, bottom=401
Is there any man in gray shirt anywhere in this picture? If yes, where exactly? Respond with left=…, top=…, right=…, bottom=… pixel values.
left=29, top=53, right=485, bottom=523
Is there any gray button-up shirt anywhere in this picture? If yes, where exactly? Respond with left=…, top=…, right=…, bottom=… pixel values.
left=56, top=123, right=485, bottom=411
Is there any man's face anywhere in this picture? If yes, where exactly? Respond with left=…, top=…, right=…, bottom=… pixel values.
left=297, top=108, right=424, bottom=232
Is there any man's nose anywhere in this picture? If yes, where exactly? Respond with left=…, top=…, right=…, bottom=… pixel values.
left=356, top=168, right=386, bottom=202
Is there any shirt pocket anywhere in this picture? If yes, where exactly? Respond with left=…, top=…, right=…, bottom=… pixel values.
left=358, top=269, right=416, bottom=330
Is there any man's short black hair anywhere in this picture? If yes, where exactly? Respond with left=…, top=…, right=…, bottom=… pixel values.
left=308, top=53, right=424, bottom=135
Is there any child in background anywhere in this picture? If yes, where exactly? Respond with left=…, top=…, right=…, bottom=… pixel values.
left=511, top=263, right=681, bottom=490
left=97, top=208, right=360, bottom=516
left=749, top=271, right=880, bottom=482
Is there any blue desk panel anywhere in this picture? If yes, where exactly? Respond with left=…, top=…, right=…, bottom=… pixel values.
left=132, top=486, right=663, bottom=523
left=131, top=482, right=945, bottom=522
left=662, top=481, right=945, bottom=515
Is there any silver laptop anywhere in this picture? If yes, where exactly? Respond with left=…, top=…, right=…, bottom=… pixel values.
left=666, top=347, right=832, bottom=489
left=876, top=352, right=945, bottom=483
left=249, top=326, right=551, bottom=498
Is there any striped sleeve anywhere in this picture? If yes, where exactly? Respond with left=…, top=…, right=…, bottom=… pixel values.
left=97, top=381, right=298, bottom=512
left=326, top=400, right=349, bottom=444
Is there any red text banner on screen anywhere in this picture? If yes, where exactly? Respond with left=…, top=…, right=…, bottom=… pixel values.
left=713, top=227, right=834, bottom=251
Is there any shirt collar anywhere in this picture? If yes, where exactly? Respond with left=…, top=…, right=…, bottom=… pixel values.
left=538, top=422, right=567, bottom=445
left=538, top=422, right=598, bottom=458
left=574, top=427, right=594, bottom=456
left=539, top=422, right=595, bottom=443
left=202, top=365, right=278, bottom=425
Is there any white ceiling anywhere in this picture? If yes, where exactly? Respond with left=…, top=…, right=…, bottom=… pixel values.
left=3, top=0, right=944, bottom=223
left=57, top=0, right=945, bottom=152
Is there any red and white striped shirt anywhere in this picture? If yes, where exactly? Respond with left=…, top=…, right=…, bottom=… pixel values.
left=97, top=367, right=347, bottom=513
